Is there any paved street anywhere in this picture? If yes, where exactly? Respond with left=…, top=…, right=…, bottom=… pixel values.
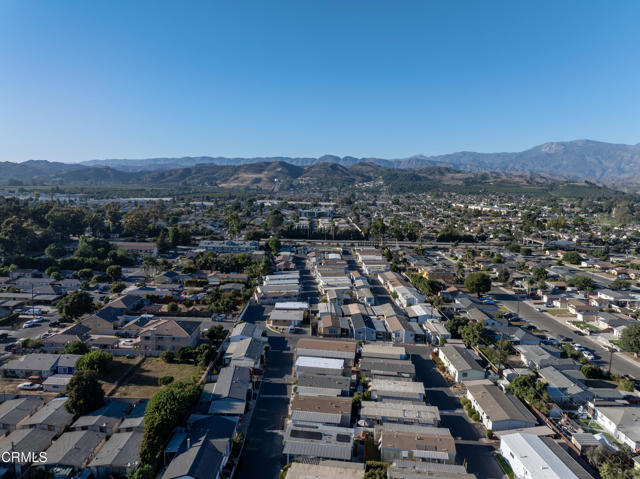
left=236, top=335, right=293, bottom=479
left=411, top=348, right=506, bottom=479
left=492, top=286, right=640, bottom=378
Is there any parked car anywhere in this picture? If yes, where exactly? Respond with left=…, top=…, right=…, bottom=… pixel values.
left=583, top=351, right=595, bottom=360
left=22, top=321, right=37, bottom=329
left=17, top=382, right=42, bottom=391
left=535, top=307, right=546, bottom=312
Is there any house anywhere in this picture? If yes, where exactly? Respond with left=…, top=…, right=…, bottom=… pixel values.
left=379, top=427, right=456, bottom=464
left=296, top=373, right=351, bottom=397
left=295, top=338, right=357, bottom=366
left=361, top=344, right=407, bottom=360
left=295, top=356, right=344, bottom=377
left=42, top=374, right=73, bottom=393
left=1, top=353, right=81, bottom=379
left=285, top=461, right=364, bottom=479
left=44, top=430, right=106, bottom=470
left=162, top=415, right=238, bottom=479
left=283, top=422, right=354, bottom=462
left=369, top=379, right=424, bottom=403
left=71, top=400, right=131, bottom=435
left=0, top=397, right=43, bottom=431
left=406, top=304, right=442, bottom=323
left=384, top=315, right=416, bottom=344
left=349, top=314, right=377, bottom=341
left=268, top=309, right=304, bottom=330
left=223, top=337, right=264, bottom=368
left=290, top=395, right=352, bottom=426
left=438, top=345, right=485, bottom=383
left=198, top=240, right=259, bottom=254
left=465, top=381, right=537, bottom=431
left=593, top=406, right=640, bottom=451
left=387, top=460, right=475, bottom=479
left=539, top=367, right=595, bottom=406
left=360, top=402, right=440, bottom=426
left=135, top=319, right=201, bottom=352
left=229, top=322, right=265, bottom=342
left=485, top=326, right=541, bottom=345
left=515, top=345, right=578, bottom=371
left=500, top=433, right=592, bottom=479
left=207, top=366, right=251, bottom=416
left=118, top=400, right=148, bottom=432
left=88, top=430, right=144, bottom=478
left=0, top=429, right=56, bottom=470
left=18, top=397, right=74, bottom=434
left=359, top=358, right=416, bottom=380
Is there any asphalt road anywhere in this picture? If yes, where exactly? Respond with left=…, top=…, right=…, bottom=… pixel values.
left=411, top=349, right=506, bottom=479
left=236, top=335, right=293, bottom=479
left=491, top=286, right=640, bottom=378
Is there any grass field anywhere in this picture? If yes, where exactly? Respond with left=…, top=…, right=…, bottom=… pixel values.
left=546, top=308, right=572, bottom=317
left=110, top=357, right=201, bottom=398
left=571, top=321, right=601, bottom=332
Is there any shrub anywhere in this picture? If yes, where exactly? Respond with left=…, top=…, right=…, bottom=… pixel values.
left=471, top=412, right=480, bottom=422
left=76, top=350, right=112, bottom=374
left=158, top=376, right=174, bottom=386
left=161, top=351, right=175, bottom=363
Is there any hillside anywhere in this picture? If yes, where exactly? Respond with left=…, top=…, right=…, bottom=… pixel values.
left=74, top=139, right=640, bottom=185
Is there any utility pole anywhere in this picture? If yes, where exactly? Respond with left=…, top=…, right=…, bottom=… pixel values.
left=607, top=347, right=614, bottom=375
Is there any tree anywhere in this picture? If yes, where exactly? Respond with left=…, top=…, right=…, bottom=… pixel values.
left=167, top=302, right=179, bottom=313
left=65, top=371, right=104, bottom=415
left=610, top=278, right=631, bottom=290
left=567, top=275, right=595, bottom=292
left=45, top=206, right=87, bottom=238
left=176, top=346, right=195, bottom=363
left=268, top=236, right=281, bottom=255
left=206, top=325, right=227, bottom=342
left=563, top=250, right=581, bottom=264
left=445, top=316, right=469, bottom=338
left=582, top=364, right=603, bottom=379
left=532, top=266, right=548, bottom=281
left=127, top=465, right=154, bottom=479
left=460, top=321, right=485, bottom=348
left=45, top=243, right=66, bottom=259
left=621, top=323, right=640, bottom=354
left=57, top=291, right=94, bottom=320
left=110, top=281, right=127, bottom=293
left=264, top=209, right=284, bottom=232
left=62, top=340, right=89, bottom=355
left=106, top=265, right=122, bottom=281
left=77, top=268, right=93, bottom=280
left=161, top=351, right=176, bottom=363
left=464, top=272, right=492, bottom=296
left=76, top=351, right=112, bottom=373
left=122, top=208, right=150, bottom=237
left=497, top=269, right=510, bottom=283
left=196, top=344, right=216, bottom=367
left=156, top=228, right=172, bottom=254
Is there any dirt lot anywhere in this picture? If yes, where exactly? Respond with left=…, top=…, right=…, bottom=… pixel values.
left=109, top=357, right=201, bottom=398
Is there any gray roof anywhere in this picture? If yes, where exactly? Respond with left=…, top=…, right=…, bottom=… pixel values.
left=88, top=431, right=143, bottom=468
left=225, top=338, right=264, bottom=362
left=466, top=383, right=537, bottom=425
left=1, top=353, right=59, bottom=372
left=71, top=400, right=131, bottom=430
left=212, top=366, right=251, bottom=401
left=297, top=373, right=351, bottom=390
left=118, top=400, right=148, bottom=431
left=45, top=430, right=106, bottom=468
left=439, top=345, right=484, bottom=372
left=162, top=415, right=237, bottom=479
left=0, top=429, right=57, bottom=464
left=388, top=460, right=476, bottom=479
left=21, top=397, right=73, bottom=428
left=360, top=358, right=416, bottom=376
left=0, top=397, right=43, bottom=426
left=283, top=423, right=354, bottom=461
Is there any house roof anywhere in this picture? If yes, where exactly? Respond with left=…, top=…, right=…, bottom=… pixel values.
left=88, top=431, right=143, bottom=468
left=44, top=430, right=106, bottom=468
left=21, top=397, right=74, bottom=428
left=439, top=345, right=484, bottom=373
left=500, top=433, right=581, bottom=479
left=0, top=397, right=43, bottom=426
left=71, top=400, right=131, bottom=430
left=466, top=383, right=537, bottom=425
left=0, top=429, right=57, bottom=464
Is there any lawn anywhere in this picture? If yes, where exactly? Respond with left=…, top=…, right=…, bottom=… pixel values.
left=99, top=356, right=141, bottom=394
left=546, top=308, right=572, bottom=317
left=495, top=454, right=514, bottom=479
left=571, top=321, right=601, bottom=332
left=109, top=357, right=201, bottom=398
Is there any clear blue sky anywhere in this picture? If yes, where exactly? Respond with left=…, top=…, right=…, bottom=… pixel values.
left=1, top=0, right=639, bottom=163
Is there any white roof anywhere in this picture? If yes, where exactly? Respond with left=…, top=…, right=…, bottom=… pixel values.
left=296, top=356, right=344, bottom=370
left=274, top=302, right=309, bottom=310
left=501, top=433, right=579, bottom=479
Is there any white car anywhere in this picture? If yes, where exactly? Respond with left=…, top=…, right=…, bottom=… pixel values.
left=22, top=321, right=37, bottom=329
left=583, top=351, right=595, bottom=360
left=574, top=344, right=584, bottom=350
left=17, top=382, right=42, bottom=391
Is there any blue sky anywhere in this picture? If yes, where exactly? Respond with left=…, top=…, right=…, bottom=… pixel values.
left=1, top=0, right=639, bottom=162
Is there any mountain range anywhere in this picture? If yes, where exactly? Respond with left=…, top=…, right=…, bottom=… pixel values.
left=74, top=139, right=640, bottom=185
left=2, top=139, right=640, bottom=188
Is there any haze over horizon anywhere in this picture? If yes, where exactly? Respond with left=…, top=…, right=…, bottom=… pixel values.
left=1, top=0, right=640, bottom=163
